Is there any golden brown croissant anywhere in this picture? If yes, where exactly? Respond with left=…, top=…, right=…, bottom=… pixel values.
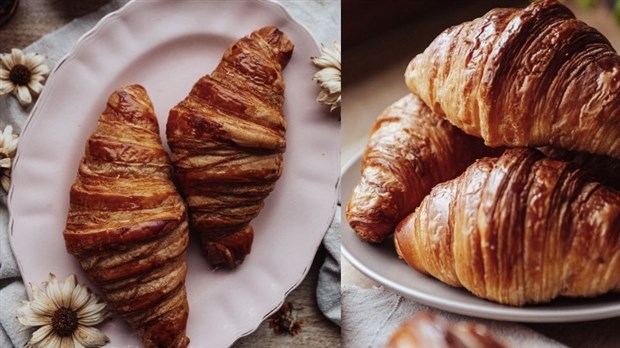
left=539, top=146, right=620, bottom=191
left=405, top=0, right=620, bottom=158
left=64, top=85, right=190, bottom=347
left=166, top=26, right=293, bottom=268
left=385, top=311, right=506, bottom=348
left=395, top=148, right=620, bottom=306
left=346, top=94, right=501, bottom=243
left=166, top=27, right=293, bottom=268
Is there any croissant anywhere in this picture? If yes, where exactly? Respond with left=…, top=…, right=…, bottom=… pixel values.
left=385, top=311, right=506, bottom=348
left=405, top=0, right=620, bottom=158
left=539, top=146, right=620, bottom=191
left=166, top=26, right=293, bottom=268
left=346, top=94, right=501, bottom=243
left=64, top=85, right=190, bottom=347
left=395, top=148, right=620, bottom=306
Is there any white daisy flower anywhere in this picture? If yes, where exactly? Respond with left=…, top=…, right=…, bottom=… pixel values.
left=17, top=273, right=110, bottom=348
left=0, top=124, right=18, bottom=192
left=311, top=42, right=341, bottom=112
left=0, top=48, right=50, bottom=107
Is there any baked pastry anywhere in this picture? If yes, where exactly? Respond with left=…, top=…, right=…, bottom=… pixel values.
left=166, top=26, right=293, bottom=268
left=405, top=0, right=620, bottom=158
left=539, top=146, right=620, bottom=190
left=346, top=94, right=501, bottom=243
left=395, top=148, right=620, bottom=306
left=63, top=85, right=190, bottom=347
left=385, top=311, right=506, bottom=348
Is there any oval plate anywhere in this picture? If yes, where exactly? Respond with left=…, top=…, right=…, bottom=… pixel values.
left=8, top=1, right=339, bottom=346
left=342, top=151, right=620, bottom=323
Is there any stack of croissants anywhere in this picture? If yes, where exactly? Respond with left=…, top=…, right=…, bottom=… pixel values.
left=347, top=0, right=620, bottom=310
left=63, top=26, right=293, bottom=347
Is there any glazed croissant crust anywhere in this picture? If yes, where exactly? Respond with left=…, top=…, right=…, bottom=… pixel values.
left=166, top=26, right=294, bottom=268
left=64, top=85, right=190, bottom=347
left=406, top=0, right=620, bottom=158
left=346, top=94, right=500, bottom=243
left=395, top=148, right=620, bottom=306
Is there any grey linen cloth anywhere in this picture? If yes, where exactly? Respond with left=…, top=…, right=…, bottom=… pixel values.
left=342, top=285, right=567, bottom=348
left=316, top=181, right=341, bottom=326
left=0, top=0, right=341, bottom=346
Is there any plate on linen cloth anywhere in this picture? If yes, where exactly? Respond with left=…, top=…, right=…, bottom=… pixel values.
left=342, top=151, right=620, bottom=323
left=8, top=0, right=339, bottom=346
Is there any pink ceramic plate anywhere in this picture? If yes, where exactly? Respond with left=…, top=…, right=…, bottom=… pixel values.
left=8, top=1, right=339, bottom=346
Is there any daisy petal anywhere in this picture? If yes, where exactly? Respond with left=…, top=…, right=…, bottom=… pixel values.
left=61, top=274, right=76, bottom=308
left=70, top=284, right=90, bottom=311
left=27, top=325, right=53, bottom=345
left=45, top=273, right=64, bottom=309
left=15, top=85, right=32, bottom=107
left=77, top=310, right=107, bottom=326
left=11, top=48, right=24, bottom=65
left=28, top=80, right=44, bottom=95
left=60, top=336, right=74, bottom=348
left=32, top=64, right=50, bottom=76
left=3, top=125, right=13, bottom=139
left=46, top=333, right=62, bottom=348
left=17, top=305, right=52, bottom=326
left=30, top=282, right=52, bottom=304
left=24, top=52, right=46, bottom=70
left=0, top=68, right=8, bottom=79
left=30, top=73, right=45, bottom=83
left=1, top=174, right=10, bottom=192
left=77, top=302, right=107, bottom=319
left=0, top=157, right=11, bottom=168
left=0, top=54, right=14, bottom=69
left=74, top=326, right=109, bottom=347
left=0, top=79, right=15, bottom=95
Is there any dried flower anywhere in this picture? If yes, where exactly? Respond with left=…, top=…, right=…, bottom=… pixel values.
left=268, top=302, right=303, bottom=336
left=0, top=125, right=18, bottom=192
left=17, top=273, right=110, bottom=348
left=311, top=42, right=341, bottom=112
left=0, top=48, right=49, bottom=107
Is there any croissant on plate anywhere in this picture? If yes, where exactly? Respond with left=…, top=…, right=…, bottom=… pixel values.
left=395, top=148, right=620, bottom=306
left=346, top=94, right=501, bottom=243
left=405, top=0, right=620, bottom=158
left=539, top=146, right=620, bottom=190
left=166, top=26, right=293, bottom=268
left=64, top=85, right=190, bottom=347
left=385, top=311, right=506, bottom=348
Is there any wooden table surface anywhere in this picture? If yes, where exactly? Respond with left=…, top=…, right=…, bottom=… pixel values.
left=0, top=1, right=340, bottom=347
left=342, top=1, right=620, bottom=348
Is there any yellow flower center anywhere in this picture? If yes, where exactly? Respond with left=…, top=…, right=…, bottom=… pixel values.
left=9, top=64, right=31, bottom=86
left=52, top=307, right=78, bottom=337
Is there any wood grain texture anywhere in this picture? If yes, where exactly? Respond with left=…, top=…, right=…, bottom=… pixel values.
left=2, top=1, right=340, bottom=347
left=0, top=0, right=110, bottom=52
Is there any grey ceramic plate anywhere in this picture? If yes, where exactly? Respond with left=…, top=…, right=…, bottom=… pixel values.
left=342, top=151, right=620, bottom=322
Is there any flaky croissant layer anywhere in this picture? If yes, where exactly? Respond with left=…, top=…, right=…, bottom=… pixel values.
left=346, top=94, right=500, bottom=243
left=406, top=0, right=620, bottom=158
left=167, top=26, right=294, bottom=268
left=64, top=85, right=190, bottom=347
left=395, top=148, right=620, bottom=306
